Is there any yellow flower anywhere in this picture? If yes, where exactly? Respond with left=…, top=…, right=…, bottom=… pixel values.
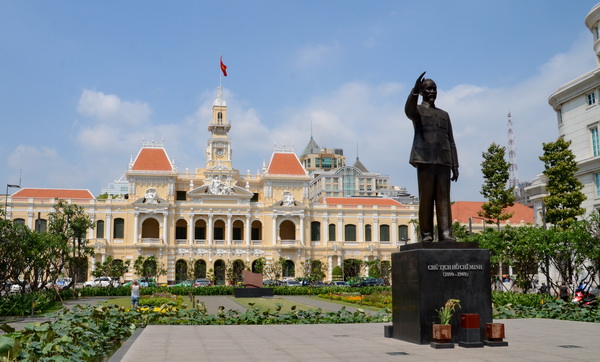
left=153, top=307, right=160, bottom=312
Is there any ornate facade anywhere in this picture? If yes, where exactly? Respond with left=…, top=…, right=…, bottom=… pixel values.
left=4, top=86, right=417, bottom=284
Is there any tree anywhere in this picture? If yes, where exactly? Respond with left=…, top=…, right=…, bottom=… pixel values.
left=48, top=200, right=94, bottom=288
left=92, top=255, right=130, bottom=281
left=263, top=257, right=286, bottom=281
left=299, top=259, right=327, bottom=283
left=582, top=212, right=600, bottom=286
left=539, top=139, right=586, bottom=229
left=133, top=255, right=167, bottom=281
left=479, top=143, right=515, bottom=229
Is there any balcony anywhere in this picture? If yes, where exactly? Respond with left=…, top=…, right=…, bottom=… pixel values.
left=214, top=240, right=226, bottom=245
left=195, top=239, right=207, bottom=245
left=280, top=239, right=299, bottom=247
left=251, top=240, right=262, bottom=246
left=141, top=238, right=161, bottom=244
left=233, top=240, right=244, bottom=246
left=176, top=239, right=187, bottom=245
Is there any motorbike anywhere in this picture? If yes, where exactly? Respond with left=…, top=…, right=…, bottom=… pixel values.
left=572, top=290, right=598, bottom=307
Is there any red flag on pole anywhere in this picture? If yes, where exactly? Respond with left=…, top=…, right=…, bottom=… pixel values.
left=220, top=56, right=227, bottom=77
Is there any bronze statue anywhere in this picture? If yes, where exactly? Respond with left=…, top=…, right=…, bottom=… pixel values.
left=405, top=72, right=458, bottom=242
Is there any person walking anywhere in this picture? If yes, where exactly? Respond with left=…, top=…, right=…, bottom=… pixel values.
left=131, top=280, right=140, bottom=307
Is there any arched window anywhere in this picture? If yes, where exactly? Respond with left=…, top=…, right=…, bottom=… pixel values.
left=35, top=218, right=47, bottom=233
left=398, top=225, right=409, bottom=242
left=13, top=218, right=25, bottom=226
left=96, top=220, right=105, bottom=238
left=283, top=260, right=295, bottom=278
left=365, top=224, right=372, bottom=242
left=213, top=220, right=225, bottom=241
left=232, top=220, right=244, bottom=241
left=195, top=219, right=206, bottom=240
left=113, top=218, right=125, bottom=238
left=379, top=224, right=390, bottom=242
left=251, top=220, right=262, bottom=241
left=328, top=224, right=336, bottom=242
left=279, top=220, right=295, bottom=240
left=141, top=218, right=159, bottom=238
left=311, top=221, right=321, bottom=241
left=217, top=112, right=223, bottom=124
left=175, top=219, right=187, bottom=240
left=344, top=224, right=356, bottom=242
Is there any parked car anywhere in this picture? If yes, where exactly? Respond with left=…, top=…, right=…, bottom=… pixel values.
left=283, top=280, right=302, bottom=287
left=171, top=280, right=193, bottom=287
left=194, top=278, right=212, bottom=287
left=361, top=277, right=385, bottom=286
left=123, top=278, right=157, bottom=288
left=47, top=277, right=73, bottom=290
left=83, top=277, right=121, bottom=288
left=330, top=281, right=348, bottom=287
left=262, top=279, right=282, bottom=286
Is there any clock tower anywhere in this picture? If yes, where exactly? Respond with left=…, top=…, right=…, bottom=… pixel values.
left=206, top=86, right=233, bottom=170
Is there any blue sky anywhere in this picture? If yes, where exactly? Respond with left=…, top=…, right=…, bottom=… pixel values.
left=1, top=0, right=598, bottom=201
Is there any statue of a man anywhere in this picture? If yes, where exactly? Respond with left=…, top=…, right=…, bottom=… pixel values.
left=405, top=72, right=459, bottom=242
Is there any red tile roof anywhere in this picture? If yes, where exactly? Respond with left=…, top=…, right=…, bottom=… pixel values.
left=451, top=201, right=534, bottom=224
left=12, top=188, right=95, bottom=199
left=131, top=147, right=173, bottom=171
left=324, top=197, right=402, bottom=206
left=266, top=153, right=307, bottom=176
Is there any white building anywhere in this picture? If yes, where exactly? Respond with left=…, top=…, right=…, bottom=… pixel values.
left=546, top=3, right=600, bottom=216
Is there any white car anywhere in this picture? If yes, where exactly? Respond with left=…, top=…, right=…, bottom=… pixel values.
left=83, top=277, right=121, bottom=288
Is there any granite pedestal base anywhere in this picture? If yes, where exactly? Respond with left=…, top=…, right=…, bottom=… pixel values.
left=391, top=242, right=492, bottom=344
left=234, top=288, right=274, bottom=298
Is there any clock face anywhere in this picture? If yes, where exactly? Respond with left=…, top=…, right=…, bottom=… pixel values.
left=216, top=148, right=225, bottom=157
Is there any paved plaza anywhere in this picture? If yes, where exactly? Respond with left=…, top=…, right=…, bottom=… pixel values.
left=3, top=295, right=599, bottom=361
left=109, top=296, right=600, bottom=362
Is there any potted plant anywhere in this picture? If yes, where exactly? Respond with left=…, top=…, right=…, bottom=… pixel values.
left=433, top=299, right=461, bottom=343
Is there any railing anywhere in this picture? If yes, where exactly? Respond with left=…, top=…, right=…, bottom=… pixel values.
left=141, top=238, right=161, bottom=244
left=251, top=240, right=262, bottom=246
left=195, top=239, right=207, bottom=245
left=176, top=239, right=187, bottom=245
left=233, top=240, right=244, bottom=245
left=214, top=240, right=226, bottom=245
left=281, top=239, right=298, bottom=246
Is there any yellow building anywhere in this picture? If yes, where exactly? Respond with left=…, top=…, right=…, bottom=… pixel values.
left=4, top=86, right=417, bottom=284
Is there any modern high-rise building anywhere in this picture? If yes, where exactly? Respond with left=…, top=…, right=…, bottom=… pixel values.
left=3, top=85, right=417, bottom=284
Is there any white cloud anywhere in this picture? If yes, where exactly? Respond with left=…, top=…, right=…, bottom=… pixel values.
left=77, top=89, right=152, bottom=126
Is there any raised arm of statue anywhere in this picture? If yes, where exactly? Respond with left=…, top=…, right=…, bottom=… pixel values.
left=405, top=71, right=426, bottom=120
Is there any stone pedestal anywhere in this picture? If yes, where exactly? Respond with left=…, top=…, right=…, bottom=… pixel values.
left=391, top=242, right=492, bottom=344
left=234, top=287, right=274, bottom=298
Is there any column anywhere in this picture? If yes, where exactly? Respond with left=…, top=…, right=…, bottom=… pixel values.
left=163, top=213, right=168, bottom=245
left=392, top=217, right=398, bottom=247
left=322, top=217, right=328, bottom=247
left=328, top=255, right=333, bottom=281
left=106, top=213, right=112, bottom=243
left=299, top=216, right=305, bottom=246
left=337, top=215, right=343, bottom=242
left=133, top=212, right=138, bottom=244
left=27, top=211, right=34, bottom=229
left=373, top=216, right=379, bottom=242
left=358, top=215, right=364, bottom=242
left=227, top=214, right=232, bottom=246
left=272, top=215, right=277, bottom=246
left=208, top=214, right=213, bottom=246
left=188, top=215, right=194, bottom=245
left=245, top=215, right=251, bottom=246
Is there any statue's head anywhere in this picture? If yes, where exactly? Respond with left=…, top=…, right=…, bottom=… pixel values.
left=421, top=79, right=437, bottom=103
